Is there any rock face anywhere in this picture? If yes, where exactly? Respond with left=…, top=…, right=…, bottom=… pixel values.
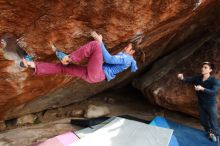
left=0, top=121, right=6, bottom=131
left=16, top=114, right=37, bottom=125
left=0, top=118, right=78, bottom=146
left=0, top=0, right=218, bottom=120
left=135, top=36, right=220, bottom=117
left=133, top=1, right=220, bottom=117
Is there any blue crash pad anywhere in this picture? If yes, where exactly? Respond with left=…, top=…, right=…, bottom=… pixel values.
left=150, top=116, right=217, bottom=146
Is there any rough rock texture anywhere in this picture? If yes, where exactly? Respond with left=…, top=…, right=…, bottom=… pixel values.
left=133, top=1, right=220, bottom=117
left=0, top=118, right=79, bottom=146
left=84, top=105, right=110, bottom=118
left=16, top=114, right=37, bottom=125
left=136, top=36, right=220, bottom=117
left=0, top=0, right=217, bottom=120
left=0, top=121, right=6, bottom=131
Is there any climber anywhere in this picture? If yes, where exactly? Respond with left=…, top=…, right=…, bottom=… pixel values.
left=177, top=62, right=220, bottom=142
left=20, top=31, right=138, bottom=83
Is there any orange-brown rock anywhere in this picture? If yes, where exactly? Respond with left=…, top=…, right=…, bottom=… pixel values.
left=0, top=0, right=218, bottom=120
left=133, top=1, right=220, bottom=117
left=137, top=36, right=220, bottom=117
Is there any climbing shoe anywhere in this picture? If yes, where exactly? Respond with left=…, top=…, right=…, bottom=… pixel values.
left=208, top=132, right=217, bottom=142
left=55, top=50, right=68, bottom=62
left=20, top=54, right=33, bottom=68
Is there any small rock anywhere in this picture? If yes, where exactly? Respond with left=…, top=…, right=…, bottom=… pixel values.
left=0, top=121, right=6, bottom=131
left=16, top=114, right=37, bottom=125
left=43, top=109, right=60, bottom=118
left=70, top=109, right=84, bottom=117
left=84, top=105, right=110, bottom=118
left=0, top=141, right=11, bottom=146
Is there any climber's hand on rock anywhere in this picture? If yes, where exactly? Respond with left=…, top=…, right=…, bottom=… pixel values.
left=91, top=31, right=103, bottom=42
left=50, top=43, right=57, bottom=52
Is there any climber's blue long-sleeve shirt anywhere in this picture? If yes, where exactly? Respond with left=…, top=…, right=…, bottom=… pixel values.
left=101, top=43, right=138, bottom=81
left=183, top=75, right=219, bottom=105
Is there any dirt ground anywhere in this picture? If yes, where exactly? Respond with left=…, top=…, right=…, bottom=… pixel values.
left=36, top=85, right=202, bottom=129
left=0, top=85, right=203, bottom=146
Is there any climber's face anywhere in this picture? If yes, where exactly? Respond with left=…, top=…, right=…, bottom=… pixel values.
left=201, top=64, right=212, bottom=75
left=124, top=43, right=135, bottom=56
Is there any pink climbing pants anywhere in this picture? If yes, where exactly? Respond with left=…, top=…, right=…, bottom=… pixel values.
left=34, top=41, right=106, bottom=83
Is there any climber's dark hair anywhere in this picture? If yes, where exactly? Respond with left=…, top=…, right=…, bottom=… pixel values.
left=202, top=62, right=215, bottom=70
